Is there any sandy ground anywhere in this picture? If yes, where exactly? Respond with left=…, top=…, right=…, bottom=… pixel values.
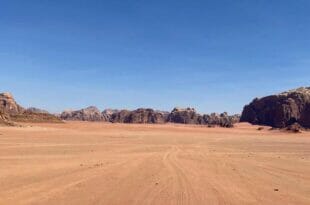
left=0, top=122, right=309, bottom=205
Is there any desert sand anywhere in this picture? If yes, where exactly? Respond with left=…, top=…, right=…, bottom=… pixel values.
left=0, top=122, right=309, bottom=205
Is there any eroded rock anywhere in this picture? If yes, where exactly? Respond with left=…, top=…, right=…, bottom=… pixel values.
left=241, top=87, right=310, bottom=128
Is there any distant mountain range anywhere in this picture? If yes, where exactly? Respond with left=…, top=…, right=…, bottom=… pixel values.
left=1, top=87, right=310, bottom=130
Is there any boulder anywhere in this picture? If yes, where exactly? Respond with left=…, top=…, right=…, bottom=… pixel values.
left=286, top=122, right=303, bottom=133
left=240, top=87, right=310, bottom=128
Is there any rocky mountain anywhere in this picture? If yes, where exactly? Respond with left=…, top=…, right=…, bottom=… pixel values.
left=202, top=113, right=240, bottom=128
left=167, top=107, right=239, bottom=127
left=109, top=108, right=169, bottom=124
left=64, top=107, right=206, bottom=125
left=0, top=92, right=62, bottom=124
left=60, top=106, right=107, bottom=121
left=0, top=93, right=24, bottom=114
left=102, top=109, right=119, bottom=121
left=0, top=92, right=239, bottom=127
left=109, top=109, right=131, bottom=123
left=240, top=87, right=310, bottom=128
left=168, top=107, right=203, bottom=124
left=128, top=108, right=168, bottom=124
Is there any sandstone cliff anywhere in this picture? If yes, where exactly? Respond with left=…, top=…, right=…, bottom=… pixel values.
left=240, top=87, right=310, bottom=128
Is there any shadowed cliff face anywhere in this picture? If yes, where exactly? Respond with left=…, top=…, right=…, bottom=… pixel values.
left=241, top=87, right=310, bottom=128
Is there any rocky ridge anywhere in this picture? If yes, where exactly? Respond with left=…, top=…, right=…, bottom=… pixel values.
left=60, top=106, right=239, bottom=127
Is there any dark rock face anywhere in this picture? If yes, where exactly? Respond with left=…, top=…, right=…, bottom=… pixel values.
left=240, top=87, right=310, bottom=128
left=299, top=104, right=310, bottom=128
left=110, top=110, right=131, bottom=123
left=60, top=106, right=106, bottom=121
left=168, top=107, right=202, bottom=124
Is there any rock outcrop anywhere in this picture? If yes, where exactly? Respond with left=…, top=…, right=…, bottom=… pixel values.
left=0, top=93, right=24, bottom=114
left=240, top=87, right=310, bottom=128
left=0, top=111, right=14, bottom=126
left=0, top=92, right=62, bottom=124
left=203, top=112, right=239, bottom=128
left=109, top=109, right=131, bottom=123
left=166, top=107, right=239, bottom=127
left=61, top=106, right=238, bottom=127
left=109, top=109, right=169, bottom=124
left=127, top=108, right=168, bottom=124
left=168, top=107, right=202, bottom=124
left=60, top=106, right=107, bottom=121
left=102, top=109, right=119, bottom=121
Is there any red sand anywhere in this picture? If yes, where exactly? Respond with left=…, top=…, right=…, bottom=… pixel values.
left=0, top=122, right=309, bottom=205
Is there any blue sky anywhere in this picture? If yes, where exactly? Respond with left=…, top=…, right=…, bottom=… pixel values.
left=0, top=0, right=309, bottom=114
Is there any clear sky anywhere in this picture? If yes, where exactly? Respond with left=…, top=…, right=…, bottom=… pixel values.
left=0, top=0, right=309, bottom=114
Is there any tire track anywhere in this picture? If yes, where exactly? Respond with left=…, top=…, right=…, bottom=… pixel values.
left=160, top=145, right=198, bottom=205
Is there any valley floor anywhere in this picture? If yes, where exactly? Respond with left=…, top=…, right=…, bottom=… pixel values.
left=0, top=122, right=309, bottom=205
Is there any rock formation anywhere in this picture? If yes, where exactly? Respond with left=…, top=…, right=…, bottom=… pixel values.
left=61, top=106, right=238, bottom=127
left=0, top=92, right=62, bottom=124
left=0, top=111, right=14, bottom=126
left=60, top=106, right=107, bottom=121
left=127, top=108, right=168, bottom=124
left=109, top=109, right=132, bottom=123
left=168, top=107, right=202, bottom=124
left=109, top=109, right=169, bottom=124
left=240, top=87, right=310, bottom=128
left=0, top=93, right=24, bottom=114
left=102, top=109, right=119, bottom=121
left=202, top=112, right=240, bottom=127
